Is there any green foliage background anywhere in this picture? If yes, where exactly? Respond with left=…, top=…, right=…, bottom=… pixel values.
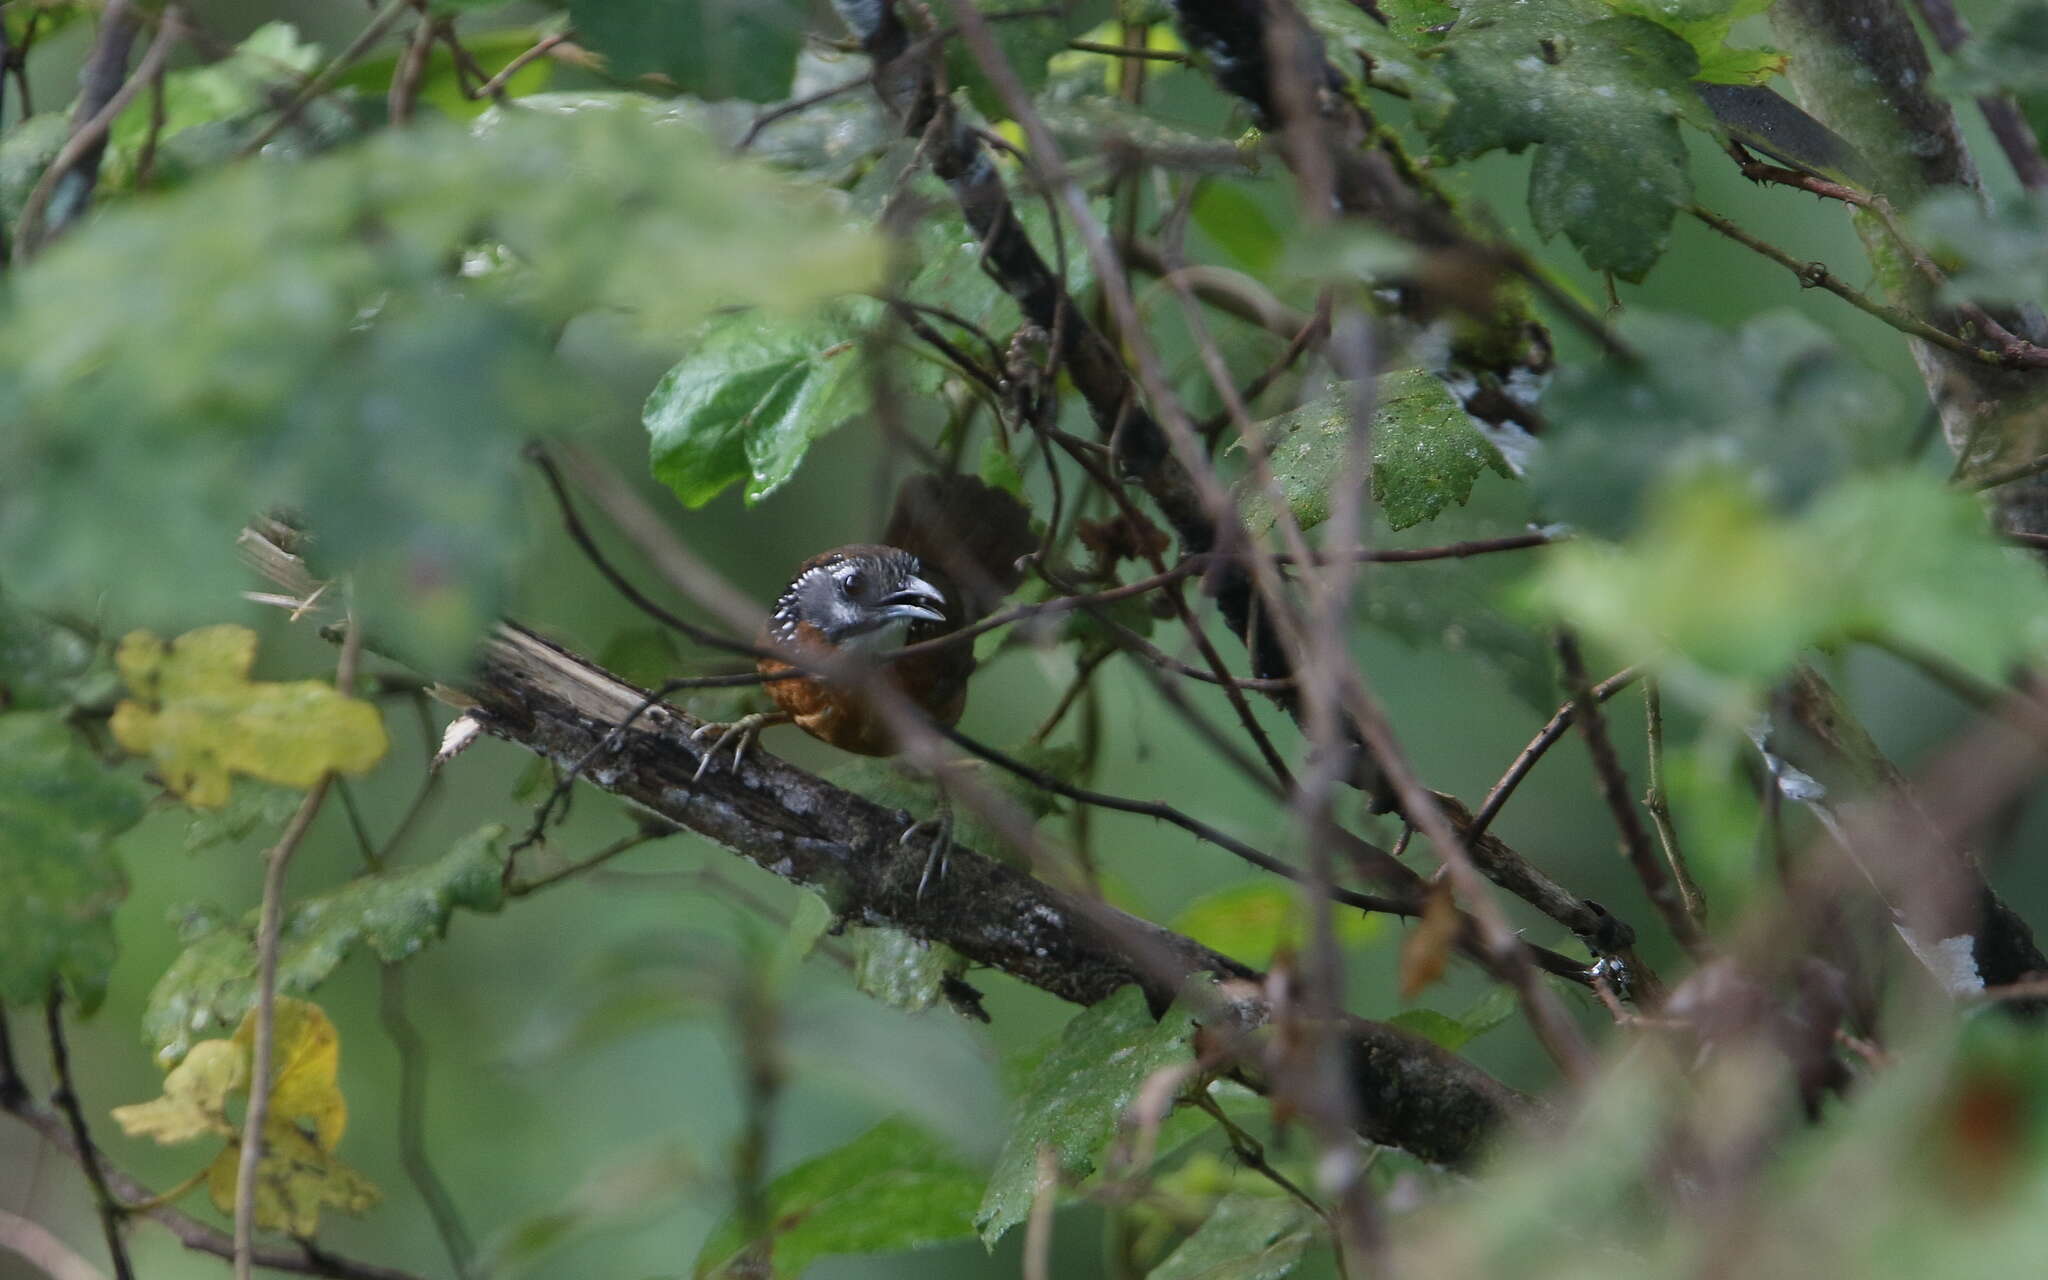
left=5, top=0, right=2048, bottom=1277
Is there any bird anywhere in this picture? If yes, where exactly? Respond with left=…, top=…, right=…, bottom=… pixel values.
left=689, top=474, right=1035, bottom=892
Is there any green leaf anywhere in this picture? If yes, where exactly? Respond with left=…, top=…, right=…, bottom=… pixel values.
left=1387, top=986, right=1518, bottom=1051
left=1423, top=0, right=1702, bottom=280
left=0, top=712, right=142, bottom=1011
left=977, top=984, right=1201, bottom=1246
left=0, top=587, right=114, bottom=712
left=1147, top=1190, right=1316, bottom=1280
left=1530, top=310, right=1886, bottom=539
left=0, top=105, right=880, bottom=642
left=1914, top=190, right=2048, bottom=312
left=1169, top=883, right=1384, bottom=968
left=1525, top=470, right=2048, bottom=702
left=1605, top=0, right=1785, bottom=85
left=143, top=826, right=509, bottom=1063
left=1301, top=0, right=1452, bottom=109
left=694, top=1119, right=984, bottom=1277
left=647, top=302, right=879, bottom=507
left=854, top=928, right=963, bottom=1013
left=568, top=0, right=802, bottom=102
left=0, top=114, right=73, bottom=224
left=1190, top=182, right=1285, bottom=276
left=1235, top=370, right=1509, bottom=536
left=181, top=781, right=306, bottom=854
left=946, top=0, right=1098, bottom=120
left=106, top=21, right=322, bottom=182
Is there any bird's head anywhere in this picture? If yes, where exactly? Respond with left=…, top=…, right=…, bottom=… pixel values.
left=771, top=547, right=948, bottom=652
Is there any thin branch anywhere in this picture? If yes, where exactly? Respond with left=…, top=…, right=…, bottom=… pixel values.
left=1688, top=203, right=2047, bottom=369
left=2, top=1010, right=424, bottom=1280
left=507, top=829, right=663, bottom=896
left=43, top=994, right=134, bottom=1280
left=235, top=620, right=359, bottom=1279
left=738, top=69, right=874, bottom=149
left=1641, top=680, right=1709, bottom=929
left=1911, top=0, right=2048, bottom=190
left=1066, top=38, right=1192, bottom=65
left=471, top=30, right=572, bottom=101
left=0, top=1207, right=108, bottom=1280
left=1557, top=633, right=1706, bottom=956
left=1467, top=667, right=1641, bottom=842
left=386, top=4, right=436, bottom=128
left=1961, top=447, right=2048, bottom=492
left=16, top=4, right=182, bottom=254
left=378, top=967, right=476, bottom=1278
left=237, top=0, right=414, bottom=158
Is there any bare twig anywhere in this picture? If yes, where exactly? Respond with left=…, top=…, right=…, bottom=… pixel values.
left=1911, top=0, right=2048, bottom=190
left=1642, top=680, right=1709, bottom=929
left=1557, top=634, right=1706, bottom=956
left=471, top=30, right=572, bottom=101
left=2, top=1008, right=423, bottom=1280
left=234, top=620, right=360, bottom=1279
left=237, top=0, right=413, bottom=158
left=378, top=967, right=475, bottom=1278
left=1688, top=204, right=2045, bottom=369
left=0, top=1208, right=108, bottom=1280
left=43, top=994, right=134, bottom=1280
left=16, top=4, right=182, bottom=254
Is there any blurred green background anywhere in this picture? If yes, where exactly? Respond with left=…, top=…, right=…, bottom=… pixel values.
left=6, top=1, right=2043, bottom=1278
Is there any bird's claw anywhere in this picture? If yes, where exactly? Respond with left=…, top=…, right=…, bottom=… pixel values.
left=902, top=812, right=954, bottom=902
left=689, top=712, right=778, bottom=782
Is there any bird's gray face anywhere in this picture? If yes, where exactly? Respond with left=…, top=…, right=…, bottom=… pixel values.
left=777, top=550, right=947, bottom=650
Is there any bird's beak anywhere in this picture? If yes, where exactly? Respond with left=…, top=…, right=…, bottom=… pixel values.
left=880, top=575, right=947, bottom=625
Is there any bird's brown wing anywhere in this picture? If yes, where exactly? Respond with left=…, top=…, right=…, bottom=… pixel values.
left=883, top=474, right=1035, bottom=623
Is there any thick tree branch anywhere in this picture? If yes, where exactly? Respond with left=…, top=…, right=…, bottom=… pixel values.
left=444, top=620, right=1525, bottom=1166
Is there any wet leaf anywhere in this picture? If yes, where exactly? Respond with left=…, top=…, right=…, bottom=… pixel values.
left=144, top=827, right=509, bottom=1062
left=976, top=984, right=1200, bottom=1245
left=1422, top=0, right=1703, bottom=280
left=694, top=1119, right=983, bottom=1277
left=1148, top=1190, right=1316, bottom=1280
left=1235, top=370, right=1509, bottom=535
left=0, top=711, right=143, bottom=1011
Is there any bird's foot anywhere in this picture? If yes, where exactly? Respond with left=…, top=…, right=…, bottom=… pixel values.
left=689, top=711, right=789, bottom=782
left=900, top=803, right=954, bottom=902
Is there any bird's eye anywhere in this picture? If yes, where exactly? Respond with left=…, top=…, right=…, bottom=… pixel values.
left=841, top=569, right=865, bottom=596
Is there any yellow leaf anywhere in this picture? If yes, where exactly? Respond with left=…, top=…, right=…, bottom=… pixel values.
left=111, top=625, right=387, bottom=808
left=204, top=1122, right=381, bottom=1237
left=109, top=1039, right=247, bottom=1145
left=234, top=997, right=347, bottom=1151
